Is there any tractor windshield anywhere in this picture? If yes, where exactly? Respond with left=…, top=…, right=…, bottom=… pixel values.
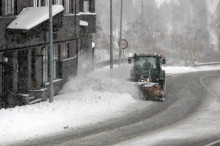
left=136, top=56, right=157, bottom=69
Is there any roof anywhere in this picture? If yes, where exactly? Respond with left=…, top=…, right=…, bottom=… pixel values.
left=7, top=5, right=64, bottom=30
left=131, top=53, right=161, bottom=58
left=138, top=53, right=160, bottom=57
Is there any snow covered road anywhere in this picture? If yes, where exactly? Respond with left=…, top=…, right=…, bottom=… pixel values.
left=116, top=72, right=220, bottom=146
left=0, top=65, right=220, bottom=145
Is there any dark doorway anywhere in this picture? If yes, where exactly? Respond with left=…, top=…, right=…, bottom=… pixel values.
left=2, top=52, right=14, bottom=106
left=17, top=50, right=28, bottom=92
left=31, top=49, right=38, bottom=89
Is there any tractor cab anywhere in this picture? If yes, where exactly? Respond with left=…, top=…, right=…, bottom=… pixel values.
left=128, top=53, right=166, bottom=101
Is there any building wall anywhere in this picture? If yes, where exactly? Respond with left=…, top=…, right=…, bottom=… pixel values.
left=17, top=0, right=33, bottom=14
left=80, top=14, right=96, bottom=33
left=0, top=0, right=96, bottom=108
left=0, top=17, right=14, bottom=50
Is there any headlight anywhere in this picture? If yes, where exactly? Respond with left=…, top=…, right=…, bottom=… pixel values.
left=140, top=78, right=151, bottom=82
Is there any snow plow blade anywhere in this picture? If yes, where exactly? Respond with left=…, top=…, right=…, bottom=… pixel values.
left=137, top=82, right=165, bottom=101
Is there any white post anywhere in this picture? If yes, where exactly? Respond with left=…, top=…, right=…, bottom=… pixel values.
left=49, top=0, right=54, bottom=103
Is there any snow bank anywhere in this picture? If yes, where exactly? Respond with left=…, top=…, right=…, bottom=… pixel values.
left=0, top=91, right=135, bottom=144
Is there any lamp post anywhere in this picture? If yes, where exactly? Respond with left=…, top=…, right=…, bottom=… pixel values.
left=110, top=0, right=113, bottom=69
left=119, top=0, right=123, bottom=65
left=49, top=0, right=54, bottom=103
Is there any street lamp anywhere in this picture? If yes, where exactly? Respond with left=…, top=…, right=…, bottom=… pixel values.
left=3, top=57, right=8, bottom=63
left=0, top=57, right=8, bottom=64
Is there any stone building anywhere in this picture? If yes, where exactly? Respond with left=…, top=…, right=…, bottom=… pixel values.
left=0, top=0, right=96, bottom=108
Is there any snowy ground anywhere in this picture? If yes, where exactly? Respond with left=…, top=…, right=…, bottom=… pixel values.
left=0, top=64, right=220, bottom=145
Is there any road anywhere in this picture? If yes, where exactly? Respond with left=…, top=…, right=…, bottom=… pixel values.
left=18, top=70, right=220, bottom=146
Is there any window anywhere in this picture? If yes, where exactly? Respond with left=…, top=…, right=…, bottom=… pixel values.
left=54, top=46, right=60, bottom=79
left=42, top=47, right=48, bottom=83
left=34, top=0, right=64, bottom=7
left=69, top=0, right=73, bottom=13
left=45, top=0, right=49, bottom=6
left=83, top=0, right=90, bottom=12
left=64, top=0, right=69, bottom=14
left=34, top=0, right=46, bottom=7
left=64, top=0, right=74, bottom=14
left=56, top=45, right=61, bottom=78
left=42, top=46, right=60, bottom=83
left=66, top=43, right=70, bottom=58
left=53, top=0, right=63, bottom=5
left=62, top=43, right=70, bottom=59
left=34, top=0, right=62, bottom=7
left=61, top=44, right=66, bottom=59
left=34, top=0, right=40, bottom=7
left=5, top=0, right=15, bottom=15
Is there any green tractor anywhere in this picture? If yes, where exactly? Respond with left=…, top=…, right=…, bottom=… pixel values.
left=128, top=53, right=166, bottom=101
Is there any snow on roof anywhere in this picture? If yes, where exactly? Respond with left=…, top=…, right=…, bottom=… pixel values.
left=92, top=42, right=95, bottom=48
left=7, top=5, right=64, bottom=30
left=78, top=12, right=97, bottom=15
left=80, top=20, right=88, bottom=26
